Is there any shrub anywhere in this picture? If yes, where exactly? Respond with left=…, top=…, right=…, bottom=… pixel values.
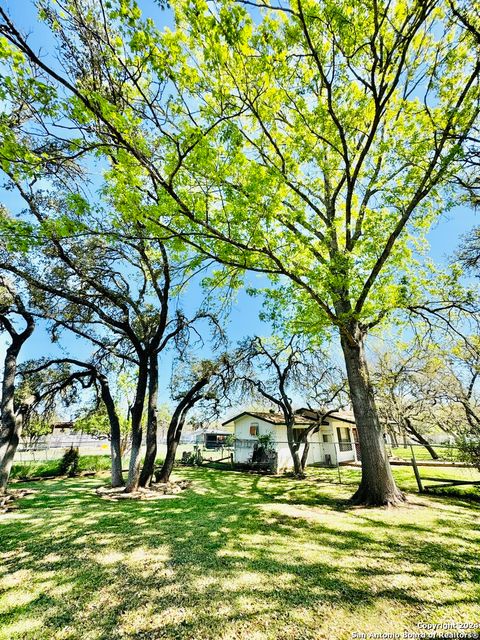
left=59, top=447, right=80, bottom=477
left=457, top=435, right=480, bottom=472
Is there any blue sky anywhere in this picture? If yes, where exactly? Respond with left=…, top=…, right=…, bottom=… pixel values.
left=0, top=1, right=478, bottom=413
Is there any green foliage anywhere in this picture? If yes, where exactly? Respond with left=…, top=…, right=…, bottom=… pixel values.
left=11, top=455, right=112, bottom=480
left=58, top=447, right=80, bottom=477
left=457, top=435, right=480, bottom=471
left=257, top=432, right=275, bottom=451
left=224, top=433, right=235, bottom=448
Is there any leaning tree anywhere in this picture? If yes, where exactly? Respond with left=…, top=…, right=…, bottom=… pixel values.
left=20, top=357, right=127, bottom=487
left=0, top=0, right=479, bottom=503
left=157, top=354, right=235, bottom=484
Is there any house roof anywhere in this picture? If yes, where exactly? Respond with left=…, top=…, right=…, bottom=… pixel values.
left=221, top=411, right=315, bottom=427
left=222, top=409, right=356, bottom=427
left=296, top=408, right=356, bottom=425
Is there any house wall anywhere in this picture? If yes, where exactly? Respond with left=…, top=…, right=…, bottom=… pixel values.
left=324, top=419, right=357, bottom=464
left=230, top=414, right=358, bottom=470
left=232, top=416, right=278, bottom=464
left=231, top=416, right=326, bottom=469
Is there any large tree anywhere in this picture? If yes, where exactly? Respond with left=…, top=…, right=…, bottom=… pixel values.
left=372, top=348, right=444, bottom=459
left=0, top=189, right=215, bottom=491
left=0, top=0, right=479, bottom=503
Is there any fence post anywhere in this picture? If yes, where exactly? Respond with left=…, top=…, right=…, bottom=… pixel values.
left=410, top=445, right=424, bottom=493
left=230, top=452, right=234, bottom=468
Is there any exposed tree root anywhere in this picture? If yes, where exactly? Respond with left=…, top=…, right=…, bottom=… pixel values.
left=350, top=485, right=407, bottom=508
left=96, top=480, right=191, bottom=501
left=0, top=488, right=37, bottom=513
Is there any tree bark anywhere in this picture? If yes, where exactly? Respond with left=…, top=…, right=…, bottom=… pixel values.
left=125, top=359, right=149, bottom=492
left=157, top=413, right=186, bottom=483
left=285, top=420, right=303, bottom=476
left=157, top=432, right=181, bottom=484
left=139, top=353, right=159, bottom=487
left=156, top=375, right=210, bottom=483
left=403, top=417, right=439, bottom=460
left=98, top=374, right=124, bottom=487
left=300, top=439, right=310, bottom=472
left=0, top=420, right=22, bottom=494
left=340, top=325, right=405, bottom=506
left=0, top=313, right=34, bottom=494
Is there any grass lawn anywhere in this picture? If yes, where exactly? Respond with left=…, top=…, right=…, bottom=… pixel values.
left=1, top=468, right=480, bottom=640
left=389, top=445, right=461, bottom=462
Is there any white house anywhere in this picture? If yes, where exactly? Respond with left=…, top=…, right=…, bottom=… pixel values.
left=222, top=409, right=360, bottom=472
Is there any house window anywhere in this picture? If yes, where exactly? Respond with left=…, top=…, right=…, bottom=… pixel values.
left=249, top=423, right=259, bottom=436
left=336, top=427, right=352, bottom=452
left=322, top=434, right=331, bottom=443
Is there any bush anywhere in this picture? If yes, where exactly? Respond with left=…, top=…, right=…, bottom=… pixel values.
left=59, top=447, right=80, bottom=477
left=457, top=435, right=480, bottom=471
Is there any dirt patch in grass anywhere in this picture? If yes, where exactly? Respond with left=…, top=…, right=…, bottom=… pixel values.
left=95, top=479, right=191, bottom=501
left=0, top=488, right=38, bottom=513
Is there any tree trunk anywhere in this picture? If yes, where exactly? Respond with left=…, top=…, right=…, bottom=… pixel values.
left=139, top=354, right=159, bottom=487
left=300, top=439, right=310, bottom=472
left=389, top=429, right=399, bottom=448
left=125, top=360, right=149, bottom=492
left=285, top=420, right=303, bottom=477
left=98, top=375, right=124, bottom=487
left=340, top=326, right=405, bottom=506
left=299, top=425, right=319, bottom=472
left=156, top=375, right=209, bottom=483
left=0, top=316, right=33, bottom=494
left=404, top=417, right=439, bottom=460
left=0, top=419, right=22, bottom=494
left=157, top=415, right=185, bottom=483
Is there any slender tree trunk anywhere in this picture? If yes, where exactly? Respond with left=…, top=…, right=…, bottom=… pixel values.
left=157, top=414, right=186, bottom=483
left=98, top=375, right=124, bottom=487
left=157, top=375, right=209, bottom=483
left=299, top=426, right=319, bottom=472
left=389, top=429, right=399, bottom=448
left=139, top=354, right=159, bottom=487
left=285, top=421, right=303, bottom=476
left=300, top=440, right=310, bottom=472
left=404, top=417, right=439, bottom=460
left=340, top=325, right=405, bottom=506
left=125, top=359, right=149, bottom=493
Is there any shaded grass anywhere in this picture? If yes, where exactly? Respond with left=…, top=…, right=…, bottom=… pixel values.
left=1, top=467, right=479, bottom=640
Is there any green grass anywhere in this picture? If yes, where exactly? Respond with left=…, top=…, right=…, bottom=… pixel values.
left=11, top=446, right=228, bottom=481
left=317, top=464, right=480, bottom=500
left=1, top=467, right=480, bottom=640
left=389, top=445, right=461, bottom=462
left=10, top=455, right=112, bottom=480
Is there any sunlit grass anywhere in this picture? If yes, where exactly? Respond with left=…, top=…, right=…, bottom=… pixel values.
left=389, top=445, right=461, bottom=462
left=1, top=467, right=479, bottom=640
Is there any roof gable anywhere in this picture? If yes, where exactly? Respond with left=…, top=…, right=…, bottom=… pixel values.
left=222, top=411, right=315, bottom=426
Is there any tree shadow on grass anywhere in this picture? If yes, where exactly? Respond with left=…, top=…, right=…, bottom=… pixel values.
left=0, top=469, right=479, bottom=640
